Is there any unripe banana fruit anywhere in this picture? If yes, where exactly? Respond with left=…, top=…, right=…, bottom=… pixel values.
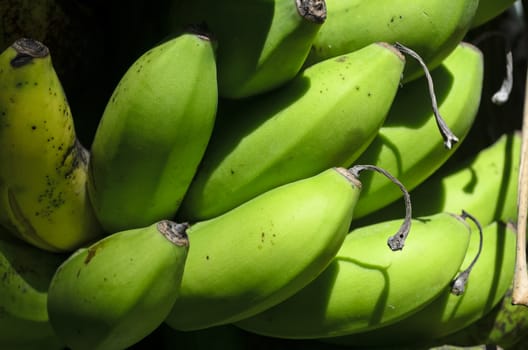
left=236, top=212, right=472, bottom=339
left=47, top=220, right=189, bottom=350
left=0, top=38, right=102, bottom=252
left=179, top=42, right=405, bottom=222
left=325, top=221, right=516, bottom=348
left=165, top=0, right=327, bottom=99
left=0, top=229, right=65, bottom=349
left=166, top=167, right=362, bottom=331
left=361, top=132, right=520, bottom=228
left=87, top=29, right=218, bottom=233
left=166, top=165, right=411, bottom=331
left=305, top=0, right=479, bottom=82
left=350, top=42, right=483, bottom=219
left=471, top=0, right=517, bottom=28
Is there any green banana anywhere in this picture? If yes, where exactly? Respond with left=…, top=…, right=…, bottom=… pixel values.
left=47, top=220, right=189, bottom=350
left=304, top=0, right=479, bottom=82
left=0, top=38, right=102, bottom=252
left=164, top=0, right=327, bottom=99
left=439, top=286, right=528, bottom=349
left=359, top=132, right=521, bottom=228
left=348, top=42, right=484, bottom=220
left=87, top=29, right=218, bottom=233
left=178, top=41, right=405, bottom=222
left=471, top=0, right=517, bottom=28
left=235, top=212, right=472, bottom=339
left=324, top=220, right=516, bottom=348
left=166, top=165, right=411, bottom=331
left=0, top=229, right=66, bottom=349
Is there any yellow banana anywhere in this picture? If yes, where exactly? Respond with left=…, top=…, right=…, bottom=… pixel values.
left=0, top=38, right=102, bottom=252
left=164, top=0, right=327, bottom=99
left=304, top=0, right=479, bottom=82
left=87, top=29, right=218, bottom=233
left=235, top=212, right=472, bottom=339
left=324, top=221, right=516, bottom=348
left=178, top=42, right=405, bottom=222
left=349, top=42, right=483, bottom=220
left=166, top=165, right=411, bottom=331
left=47, top=220, right=189, bottom=350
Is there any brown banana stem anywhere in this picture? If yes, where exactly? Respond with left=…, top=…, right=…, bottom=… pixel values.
left=512, top=60, right=528, bottom=306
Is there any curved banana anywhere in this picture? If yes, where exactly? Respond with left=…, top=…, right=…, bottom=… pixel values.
left=471, top=0, right=517, bottom=28
left=166, top=167, right=362, bottom=331
left=324, top=221, right=516, bottom=348
left=235, top=212, right=472, bottom=339
left=178, top=42, right=405, bottom=222
left=166, top=165, right=411, bottom=331
left=47, top=220, right=189, bottom=350
left=304, top=0, right=479, bottom=82
left=349, top=42, right=484, bottom=220
left=439, top=286, right=528, bottom=349
left=360, top=132, right=521, bottom=228
left=0, top=230, right=66, bottom=349
left=0, top=38, right=102, bottom=252
left=164, top=0, right=326, bottom=99
left=87, top=29, right=218, bottom=233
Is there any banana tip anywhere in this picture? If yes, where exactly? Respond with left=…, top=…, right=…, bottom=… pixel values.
left=157, top=220, right=190, bottom=247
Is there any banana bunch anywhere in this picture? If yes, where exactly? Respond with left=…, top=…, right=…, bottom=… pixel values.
left=0, top=0, right=525, bottom=348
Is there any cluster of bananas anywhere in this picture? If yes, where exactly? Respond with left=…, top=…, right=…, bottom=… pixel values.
left=0, top=0, right=525, bottom=349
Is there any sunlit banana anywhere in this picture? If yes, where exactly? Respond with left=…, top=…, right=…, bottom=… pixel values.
left=471, top=0, right=517, bottom=28
left=0, top=38, right=103, bottom=252
left=87, top=29, right=218, bottom=233
left=47, top=220, right=189, bottom=350
left=0, top=229, right=66, bottom=349
left=359, top=132, right=521, bottom=228
left=235, top=212, right=472, bottom=339
left=166, top=165, right=411, bottom=331
left=178, top=42, right=405, bottom=222
left=164, top=0, right=326, bottom=99
left=304, top=0, right=479, bottom=82
left=349, top=42, right=483, bottom=220
left=324, top=220, right=516, bottom=348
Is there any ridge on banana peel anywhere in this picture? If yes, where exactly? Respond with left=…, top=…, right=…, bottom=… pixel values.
left=178, top=41, right=405, bottom=222
left=0, top=229, right=66, bottom=349
left=164, top=0, right=327, bottom=99
left=87, top=28, right=218, bottom=233
left=0, top=38, right=103, bottom=252
left=166, top=165, right=412, bottom=331
left=235, top=212, right=472, bottom=339
left=349, top=42, right=484, bottom=220
left=47, top=221, right=189, bottom=350
left=304, top=0, right=479, bottom=83
left=357, top=132, right=521, bottom=229
left=323, top=221, right=516, bottom=348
